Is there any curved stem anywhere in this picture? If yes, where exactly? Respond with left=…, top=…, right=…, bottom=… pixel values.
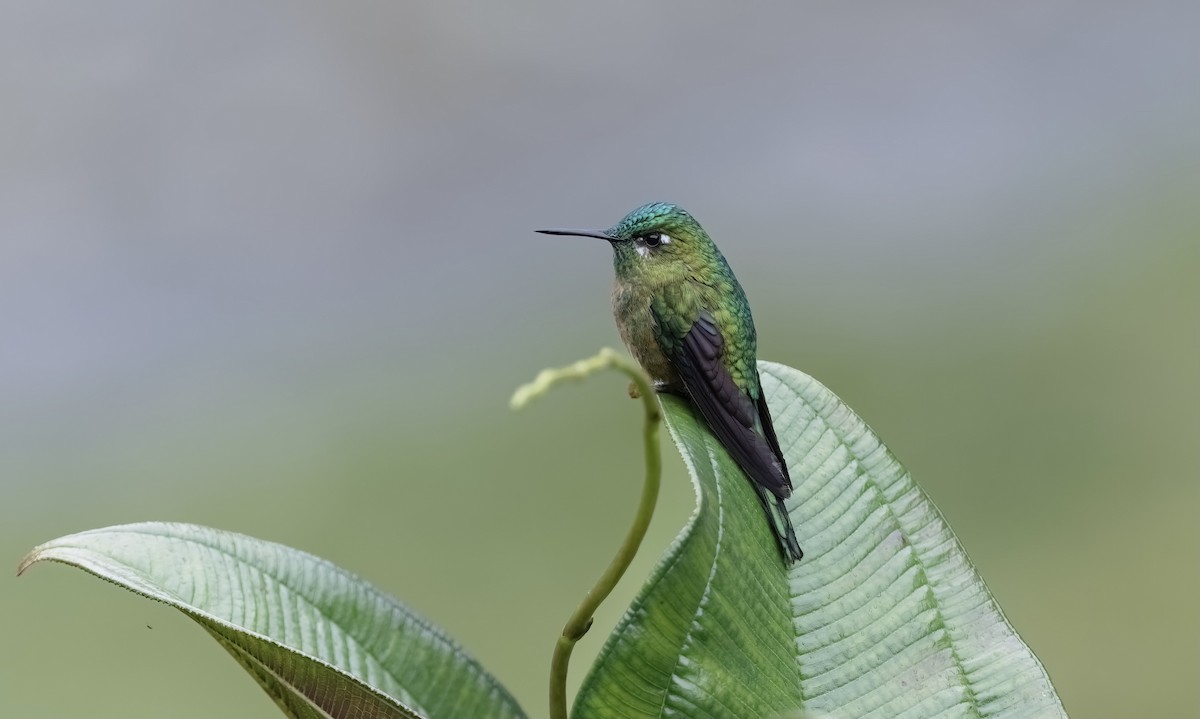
left=510, top=348, right=662, bottom=719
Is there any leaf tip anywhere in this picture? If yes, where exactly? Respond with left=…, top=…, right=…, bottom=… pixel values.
left=16, top=548, right=43, bottom=577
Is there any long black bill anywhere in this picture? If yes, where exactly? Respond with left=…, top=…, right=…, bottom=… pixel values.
left=535, top=228, right=615, bottom=241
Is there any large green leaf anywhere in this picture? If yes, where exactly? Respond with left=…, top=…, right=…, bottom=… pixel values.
left=18, top=523, right=525, bottom=719
left=575, top=361, right=1066, bottom=719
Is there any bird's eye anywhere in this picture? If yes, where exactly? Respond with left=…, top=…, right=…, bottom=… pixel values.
left=642, top=233, right=662, bottom=247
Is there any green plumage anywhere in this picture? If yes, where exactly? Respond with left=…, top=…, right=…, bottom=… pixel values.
left=609, top=204, right=756, bottom=395
left=539, top=202, right=803, bottom=564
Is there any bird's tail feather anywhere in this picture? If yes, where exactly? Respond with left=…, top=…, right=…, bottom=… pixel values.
left=754, top=486, right=803, bottom=564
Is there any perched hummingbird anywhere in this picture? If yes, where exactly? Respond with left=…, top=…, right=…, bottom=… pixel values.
left=538, top=202, right=803, bottom=564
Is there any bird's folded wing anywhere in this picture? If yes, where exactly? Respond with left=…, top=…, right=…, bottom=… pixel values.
left=667, top=311, right=791, bottom=499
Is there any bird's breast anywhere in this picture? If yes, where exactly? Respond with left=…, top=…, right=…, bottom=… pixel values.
left=612, top=279, right=678, bottom=385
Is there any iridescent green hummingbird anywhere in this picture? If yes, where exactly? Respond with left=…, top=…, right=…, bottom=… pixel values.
left=538, top=202, right=803, bottom=564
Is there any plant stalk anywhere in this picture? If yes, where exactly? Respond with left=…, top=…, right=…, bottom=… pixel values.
left=511, top=348, right=662, bottom=719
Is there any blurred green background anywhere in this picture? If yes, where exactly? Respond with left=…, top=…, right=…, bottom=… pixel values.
left=3, top=3, right=1197, bottom=717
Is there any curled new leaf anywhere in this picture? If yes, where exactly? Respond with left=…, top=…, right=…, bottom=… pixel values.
left=575, top=361, right=1067, bottom=719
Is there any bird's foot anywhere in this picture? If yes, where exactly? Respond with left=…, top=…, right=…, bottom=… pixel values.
left=653, top=382, right=688, bottom=397
left=629, top=381, right=686, bottom=399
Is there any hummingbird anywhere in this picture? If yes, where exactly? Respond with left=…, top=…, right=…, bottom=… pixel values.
left=538, top=202, right=803, bottom=564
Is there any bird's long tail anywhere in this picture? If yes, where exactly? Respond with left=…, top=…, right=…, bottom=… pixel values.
left=754, top=486, right=803, bottom=564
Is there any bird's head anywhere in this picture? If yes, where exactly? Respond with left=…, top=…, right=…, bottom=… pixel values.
left=537, top=202, right=713, bottom=279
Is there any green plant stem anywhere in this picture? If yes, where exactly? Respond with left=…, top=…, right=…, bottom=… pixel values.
left=510, top=348, right=662, bottom=719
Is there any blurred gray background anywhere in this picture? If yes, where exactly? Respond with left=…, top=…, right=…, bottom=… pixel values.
left=3, top=2, right=1197, bottom=717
